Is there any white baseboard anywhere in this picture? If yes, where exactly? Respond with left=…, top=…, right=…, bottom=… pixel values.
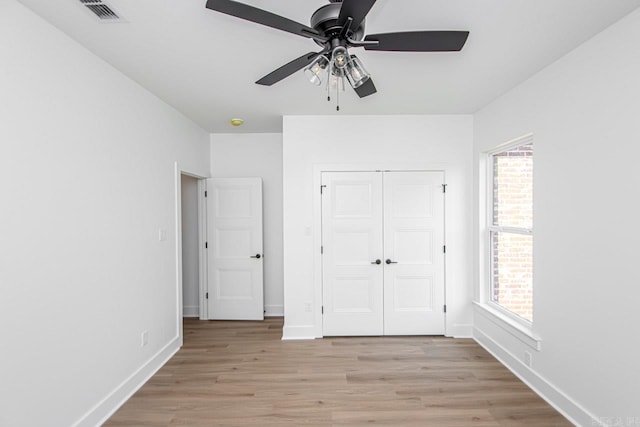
left=183, top=305, right=199, bottom=317
left=282, top=323, right=473, bottom=340
left=264, top=305, right=284, bottom=317
left=282, top=325, right=317, bottom=340
left=474, top=327, right=598, bottom=427
left=447, top=322, right=473, bottom=338
left=72, top=336, right=181, bottom=427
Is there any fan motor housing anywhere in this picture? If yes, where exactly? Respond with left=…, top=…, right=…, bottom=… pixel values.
left=310, top=3, right=365, bottom=45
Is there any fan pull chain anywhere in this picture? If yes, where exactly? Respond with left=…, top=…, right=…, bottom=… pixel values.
left=325, top=61, right=342, bottom=111
left=326, top=62, right=331, bottom=102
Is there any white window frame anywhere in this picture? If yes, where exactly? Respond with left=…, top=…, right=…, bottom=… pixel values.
left=483, top=134, right=534, bottom=329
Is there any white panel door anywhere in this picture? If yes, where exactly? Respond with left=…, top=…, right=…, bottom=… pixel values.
left=321, top=172, right=384, bottom=336
left=383, top=171, right=445, bottom=335
left=206, top=178, right=263, bottom=320
left=321, top=171, right=445, bottom=336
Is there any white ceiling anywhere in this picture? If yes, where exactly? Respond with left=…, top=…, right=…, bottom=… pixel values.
left=18, top=0, right=640, bottom=133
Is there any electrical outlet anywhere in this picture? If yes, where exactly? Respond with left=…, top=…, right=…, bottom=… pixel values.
left=304, top=302, right=312, bottom=312
left=524, top=351, right=532, bottom=368
left=141, top=331, right=149, bottom=347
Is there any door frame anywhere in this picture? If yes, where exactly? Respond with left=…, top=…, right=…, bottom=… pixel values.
left=313, top=162, right=449, bottom=337
left=174, top=163, right=208, bottom=346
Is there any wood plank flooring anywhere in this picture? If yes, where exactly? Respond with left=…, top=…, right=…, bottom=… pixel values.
left=105, top=318, right=572, bottom=426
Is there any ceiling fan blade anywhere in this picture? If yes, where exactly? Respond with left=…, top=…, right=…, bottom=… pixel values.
left=256, top=52, right=322, bottom=86
left=337, top=0, right=377, bottom=31
left=354, top=77, right=377, bottom=98
left=364, top=31, right=469, bottom=52
left=206, top=0, right=322, bottom=40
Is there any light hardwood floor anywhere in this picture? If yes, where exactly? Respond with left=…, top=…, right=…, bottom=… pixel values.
left=105, top=318, right=571, bottom=426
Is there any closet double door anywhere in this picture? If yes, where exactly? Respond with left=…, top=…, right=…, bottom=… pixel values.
left=321, top=171, right=445, bottom=336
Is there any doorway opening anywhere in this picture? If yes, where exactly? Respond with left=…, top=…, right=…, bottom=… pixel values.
left=181, top=174, right=200, bottom=318
left=175, top=164, right=208, bottom=346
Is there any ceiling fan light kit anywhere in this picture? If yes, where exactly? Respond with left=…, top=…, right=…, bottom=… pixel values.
left=205, top=0, right=469, bottom=109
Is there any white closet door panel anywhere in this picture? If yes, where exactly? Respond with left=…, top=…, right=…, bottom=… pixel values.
left=322, top=172, right=383, bottom=336
left=383, top=171, right=445, bottom=335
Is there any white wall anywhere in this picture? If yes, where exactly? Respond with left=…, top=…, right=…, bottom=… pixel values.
left=0, top=2, right=209, bottom=426
left=210, top=133, right=284, bottom=316
left=473, top=8, right=640, bottom=426
left=282, top=115, right=474, bottom=339
left=181, top=175, right=200, bottom=317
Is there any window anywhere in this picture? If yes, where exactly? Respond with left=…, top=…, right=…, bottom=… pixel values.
left=488, top=140, right=533, bottom=322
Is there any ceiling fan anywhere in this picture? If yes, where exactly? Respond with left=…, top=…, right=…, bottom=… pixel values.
left=205, top=0, right=469, bottom=108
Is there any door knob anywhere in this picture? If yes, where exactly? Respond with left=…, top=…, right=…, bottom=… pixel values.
left=250, top=254, right=262, bottom=259
left=385, top=259, right=398, bottom=264
left=371, top=259, right=382, bottom=265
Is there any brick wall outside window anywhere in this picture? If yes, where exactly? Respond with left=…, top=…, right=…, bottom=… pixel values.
left=491, top=144, right=533, bottom=321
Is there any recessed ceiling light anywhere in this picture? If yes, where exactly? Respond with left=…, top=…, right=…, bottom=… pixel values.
left=230, top=118, right=244, bottom=127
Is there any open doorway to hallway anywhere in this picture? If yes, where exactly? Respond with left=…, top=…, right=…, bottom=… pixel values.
left=181, top=174, right=200, bottom=318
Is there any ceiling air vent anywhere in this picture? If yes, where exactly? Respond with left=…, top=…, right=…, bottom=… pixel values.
left=78, top=0, right=121, bottom=21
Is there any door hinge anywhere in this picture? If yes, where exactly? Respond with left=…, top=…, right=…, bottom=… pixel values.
left=443, top=304, right=447, bottom=313
left=320, top=185, right=327, bottom=194
left=321, top=306, right=324, bottom=314
left=442, top=184, right=447, bottom=193
left=206, top=292, right=209, bottom=299
left=205, top=242, right=208, bottom=249
left=321, top=246, right=324, bottom=254
left=204, top=190, right=208, bottom=197
left=443, top=245, right=446, bottom=253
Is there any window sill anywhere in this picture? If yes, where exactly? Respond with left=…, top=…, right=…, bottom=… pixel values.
left=473, top=301, right=542, bottom=351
